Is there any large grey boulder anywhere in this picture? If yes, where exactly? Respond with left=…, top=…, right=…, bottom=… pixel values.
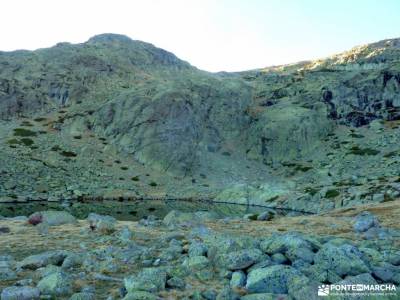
left=223, top=249, right=264, bottom=270
left=245, top=265, right=305, bottom=294
left=87, top=213, right=116, bottom=234
left=230, top=271, right=246, bottom=288
left=240, top=294, right=288, bottom=300
left=122, top=291, right=158, bottom=300
left=372, top=263, right=400, bottom=284
left=260, top=233, right=321, bottom=255
left=313, top=244, right=370, bottom=277
left=183, top=256, right=210, bottom=271
left=37, top=271, right=72, bottom=296
left=188, top=241, right=208, bottom=257
left=18, top=250, right=68, bottom=270
left=0, top=260, right=16, bottom=281
left=28, top=210, right=77, bottom=226
left=69, top=292, right=96, bottom=300
left=1, top=286, right=40, bottom=300
left=163, top=210, right=217, bottom=226
left=353, top=211, right=379, bottom=232
left=124, top=268, right=166, bottom=293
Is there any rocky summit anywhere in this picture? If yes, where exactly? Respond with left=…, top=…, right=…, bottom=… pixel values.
left=0, top=34, right=400, bottom=299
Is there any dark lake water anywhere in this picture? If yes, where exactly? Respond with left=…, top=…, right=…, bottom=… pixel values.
left=0, top=199, right=304, bottom=221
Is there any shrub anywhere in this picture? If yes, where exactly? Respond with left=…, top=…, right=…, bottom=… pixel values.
left=7, top=139, right=20, bottom=145
left=348, top=146, right=380, bottom=156
left=121, top=166, right=129, bottom=170
left=20, top=138, right=34, bottom=146
left=60, top=150, right=77, bottom=157
left=131, top=176, right=140, bottom=181
left=34, top=117, right=47, bottom=122
left=149, top=181, right=157, bottom=187
left=51, top=145, right=62, bottom=151
left=305, top=187, right=319, bottom=196
left=13, top=128, right=37, bottom=137
left=325, top=189, right=340, bottom=198
left=20, top=121, right=34, bottom=127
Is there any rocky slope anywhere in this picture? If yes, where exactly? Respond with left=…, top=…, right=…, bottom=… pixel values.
left=1, top=34, right=400, bottom=213
left=1, top=201, right=399, bottom=299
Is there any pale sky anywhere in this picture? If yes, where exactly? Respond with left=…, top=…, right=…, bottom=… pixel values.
left=1, top=0, right=400, bottom=72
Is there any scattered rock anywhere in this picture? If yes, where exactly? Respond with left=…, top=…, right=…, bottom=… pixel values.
left=313, top=244, right=370, bottom=277
left=223, top=249, right=264, bottom=270
left=246, top=265, right=305, bottom=294
left=69, top=292, right=96, bottom=300
left=28, top=211, right=76, bottom=226
left=0, top=286, right=40, bottom=300
left=124, top=268, right=166, bottom=293
left=122, top=291, right=157, bottom=300
left=37, top=271, right=72, bottom=296
left=183, top=255, right=210, bottom=271
left=18, top=250, right=68, bottom=270
left=353, top=211, right=379, bottom=233
left=87, top=213, right=116, bottom=234
left=230, top=270, right=246, bottom=288
left=166, top=277, right=186, bottom=289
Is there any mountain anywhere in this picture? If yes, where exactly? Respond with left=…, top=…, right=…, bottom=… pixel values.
left=1, top=34, right=400, bottom=213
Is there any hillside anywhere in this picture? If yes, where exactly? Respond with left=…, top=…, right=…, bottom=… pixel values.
left=1, top=34, right=400, bottom=213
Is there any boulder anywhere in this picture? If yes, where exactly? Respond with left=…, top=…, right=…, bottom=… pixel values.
left=28, top=210, right=76, bottom=226
left=240, top=294, right=288, bottom=300
left=163, top=210, right=217, bottom=226
left=37, top=271, right=72, bottom=296
left=122, top=291, right=157, bottom=300
left=0, top=260, right=16, bottom=281
left=246, top=265, right=304, bottom=294
left=124, top=268, right=166, bottom=293
left=0, top=286, right=40, bottom=300
left=313, top=244, right=370, bottom=277
left=69, top=292, right=95, bottom=300
left=223, top=249, right=264, bottom=270
left=260, top=233, right=321, bottom=255
left=188, top=241, right=208, bottom=257
left=183, top=256, right=210, bottom=271
left=230, top=271, right=246, bottom=288
left=353, top=212, right=379, bottom=233
left=18, top=250, right=68, bottom=270
left=87, top=213, right=116, bottom=234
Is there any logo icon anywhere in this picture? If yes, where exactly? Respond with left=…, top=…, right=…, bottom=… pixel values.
left=318, top=285, right=330, bottom=296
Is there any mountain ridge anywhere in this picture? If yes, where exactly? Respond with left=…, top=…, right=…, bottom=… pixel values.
left=0, top=34, right=400, bottom=214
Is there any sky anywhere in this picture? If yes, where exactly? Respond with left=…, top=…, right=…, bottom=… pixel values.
left=1, top=0, right=400, bottom=72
